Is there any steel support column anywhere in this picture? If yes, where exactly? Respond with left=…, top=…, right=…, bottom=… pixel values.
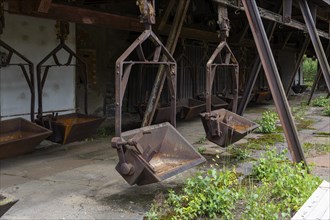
left=242, top=0, right=306, bottom=164
left=299, top=0, right=330, bottom=92
left=142, top=0, right=190, bottom=126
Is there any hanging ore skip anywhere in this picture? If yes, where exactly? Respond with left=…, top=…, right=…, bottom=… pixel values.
left=0, top=35, right=52, bottom=158
left=112, top=0, right=205, bottom=186
left=35, top=21, right=104, bottom=144
left=200, top=10, right=258, bottom=147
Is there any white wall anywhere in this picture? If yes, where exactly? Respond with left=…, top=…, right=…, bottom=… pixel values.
left=0, top=12, right=76, bottom=120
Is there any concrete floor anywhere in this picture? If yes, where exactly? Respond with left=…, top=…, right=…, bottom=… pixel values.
left=1, top=97, right=329, bottom=219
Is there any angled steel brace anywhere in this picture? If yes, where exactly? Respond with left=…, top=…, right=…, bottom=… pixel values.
left=308, top=43, right=330, bottom=105
left=242, top=0, right=306, bottom=164
left=298, top=0, right=330, bottom=92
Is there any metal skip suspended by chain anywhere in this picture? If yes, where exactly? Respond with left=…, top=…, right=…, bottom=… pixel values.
left=111, top=0, right=205, bottom=186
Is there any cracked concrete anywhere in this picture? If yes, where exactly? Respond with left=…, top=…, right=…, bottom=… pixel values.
left=0, top=95, right=329, bottom=219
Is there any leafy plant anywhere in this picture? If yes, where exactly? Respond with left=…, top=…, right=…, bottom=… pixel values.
left=256, top=111, right=279, bottom=133
left=302, top=55, right=317, bottom=85
left=196, top=136, right=207, bottom=144
left=322, top=105, right=330, bottom=116
left=197, top=146, right=206, bottom=154
left=311, top=96, right=330, bottom=107
left=146, top=149, right=322, bottom=220
left=227, top=146, right=251, bottom=160
left=247, top=149, right=322, bottom=218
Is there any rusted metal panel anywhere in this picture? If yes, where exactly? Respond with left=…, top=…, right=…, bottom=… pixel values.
left=42, top=113, right=104, bottom=144
left=200, top=109, right=258, bottom=147
left=113, top=122, right=205, bottom=185
left=0, top=118, right=52, bottom=159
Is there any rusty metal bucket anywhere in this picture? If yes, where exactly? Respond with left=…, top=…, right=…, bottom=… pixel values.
left=114, top=122, right=205, bottom=185
left=0, top=193, right=18, bottom=217
left=180, top=99, right=206, bottom=120
left=136, top=104, right=182, bottom=124
left=43, top=113, right=104, bottom=144
left=0, top=118, right=52, bottom=159
left=200, top=109, right=259, bottom=147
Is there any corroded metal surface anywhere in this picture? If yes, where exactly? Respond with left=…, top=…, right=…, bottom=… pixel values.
left=113, top=123, right=205, bottom=185
left=39, top=113, right=104, bottom=144
left=200, top=109, right=258, bottom=147
left=0, top=118, right=52, bottom=159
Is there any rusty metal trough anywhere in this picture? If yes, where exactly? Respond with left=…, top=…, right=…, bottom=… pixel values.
left=40, top=113, right=104, bottom=144
left=180, top=98, right=206, bottom=120
left=0, top=193, right=18, bottom=217
left=0, top=118, right=52, bottom=159
left=136, top=103, right=182, bottom=124
left=113, top=123, right=205, bottom=185
left=200, top=109, right=258, bottom=147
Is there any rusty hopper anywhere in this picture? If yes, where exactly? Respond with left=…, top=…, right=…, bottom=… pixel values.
left=200, top=109, right=258, bottom=147
left=113, top=122, right=205, bottom=185
left=44, top=113, right=105, bottom=144
left=0, top=193, right=18, bottom=217
left=0, top=118, right=52, bottom=159
left=180, top=99, right=206, bottom=120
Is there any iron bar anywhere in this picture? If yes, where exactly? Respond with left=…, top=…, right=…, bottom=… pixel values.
left=142, top=0, right=190, bottom=126
left=299, top=0, right=330, bottom=92
left=242, top=0, right=306, bottom=164
left=308, top=43, right=330, bottom=105
left=237, top=8, right=279, bottom=115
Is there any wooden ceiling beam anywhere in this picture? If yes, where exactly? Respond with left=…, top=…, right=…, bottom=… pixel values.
left=8, top=1, right=220, bottom=42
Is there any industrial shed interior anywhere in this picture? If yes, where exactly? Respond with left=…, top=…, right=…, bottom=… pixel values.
left=0, top=0, right=329, bottom=219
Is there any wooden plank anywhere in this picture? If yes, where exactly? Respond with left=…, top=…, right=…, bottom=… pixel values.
left=292, top=181, right=330, bottom=220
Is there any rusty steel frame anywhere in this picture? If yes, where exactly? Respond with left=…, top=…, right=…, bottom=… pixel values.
left=113, top=29, right=177, bottom=179
left=206, top=41, right=239, bottom=113
left=0, top=39, right=35, bottom=121
left=114, top=29, right=177, bottom=137
left=142, top=0, right=190, bottom=127
left=242, top=0, right=306, bottom=164
left=298, top=0, right=330, bottom=93
left=36, top=38, right=88, bottom=120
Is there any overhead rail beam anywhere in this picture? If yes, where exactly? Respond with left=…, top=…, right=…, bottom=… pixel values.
left=213, top=0, right=330, bottom=40
left=242, top=0, right=307, bottom=164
